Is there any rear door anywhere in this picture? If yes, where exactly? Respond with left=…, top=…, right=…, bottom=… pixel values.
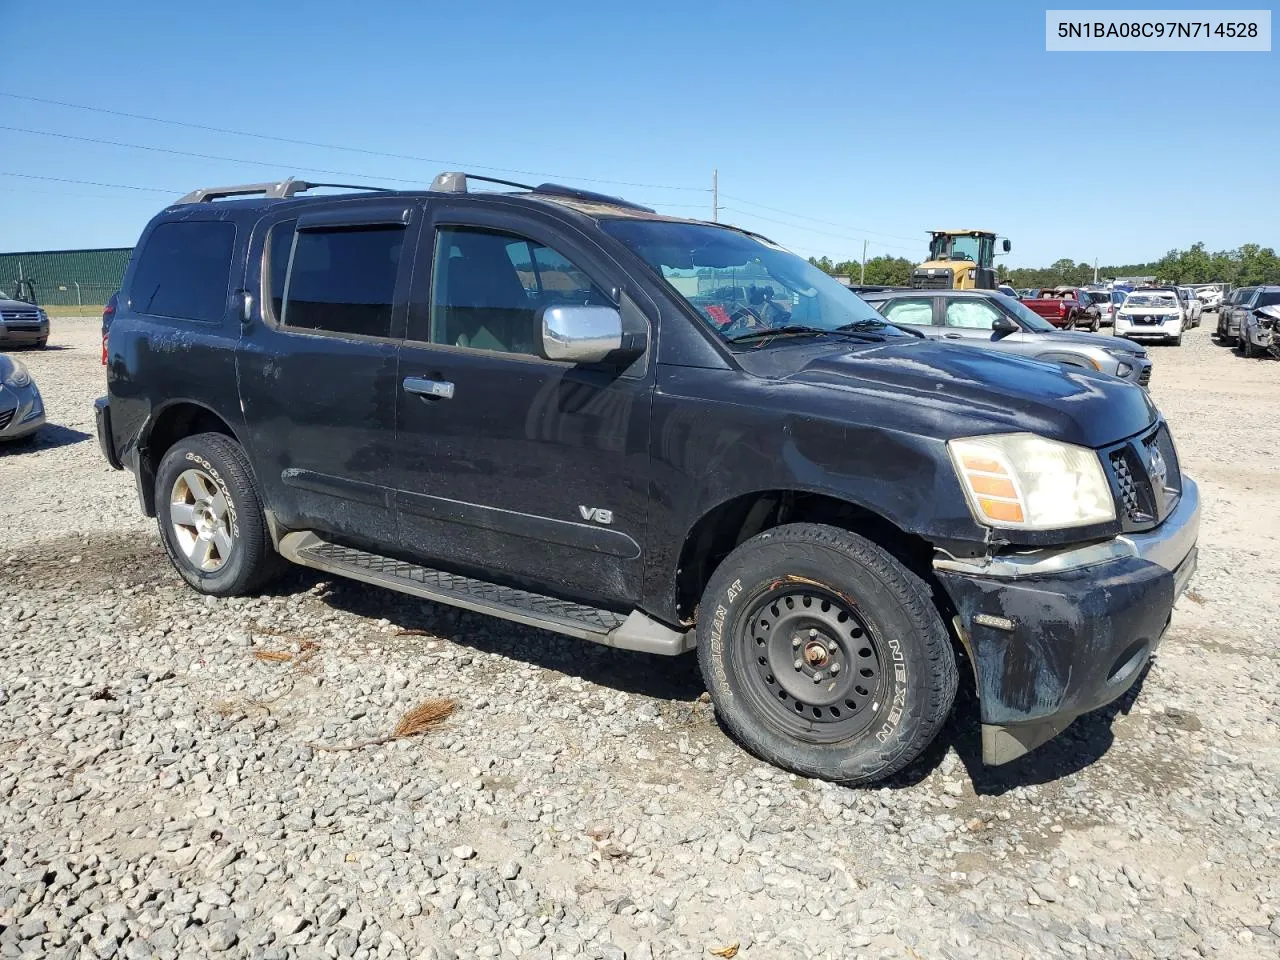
left=876, top=296, right=937, bottom=337
left=236, top=200, right=417, bottom=544
left=390, top=202, right=656, bottom=608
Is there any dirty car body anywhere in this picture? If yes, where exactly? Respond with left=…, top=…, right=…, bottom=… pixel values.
left=96, top=176, right=1199, bottom=772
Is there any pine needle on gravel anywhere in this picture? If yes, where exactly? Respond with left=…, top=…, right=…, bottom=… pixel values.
left=307, top=697, right=457, bottom=753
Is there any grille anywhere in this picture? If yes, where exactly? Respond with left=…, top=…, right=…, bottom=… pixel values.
left=1107, top=423, right=1181, bottom=526
left=5, top=325, right=41, bottom=333
left=1110, top=449, right=1147, bottom=522
left=1, top=309, right=41, bottom=323
left=1137, top=366, right=1152, bottom=386
left=0, top=409, right=14, bottom=431
left=910, top=273, right=952, bottom=290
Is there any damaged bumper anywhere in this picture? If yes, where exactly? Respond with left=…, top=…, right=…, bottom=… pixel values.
left=934, top=477, right=1200, bottom=765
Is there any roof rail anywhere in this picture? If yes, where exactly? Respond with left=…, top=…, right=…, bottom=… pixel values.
left=175, top=178, right=391, bottom=204
left=427, top=171, right=654, bottom=213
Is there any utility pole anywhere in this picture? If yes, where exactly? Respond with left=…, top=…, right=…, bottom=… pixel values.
left=860, top=240, right=868, bottom=284
left=1094, top=258, right=1099, bottom=284
left=712, top=168, right=718, bottom=223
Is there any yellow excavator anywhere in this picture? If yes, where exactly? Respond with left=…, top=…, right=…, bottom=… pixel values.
left=910, top=230, right=1010, bottom=290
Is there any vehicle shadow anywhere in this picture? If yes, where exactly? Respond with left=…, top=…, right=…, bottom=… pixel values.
left=277, top=567, right=706, bottom=703
left=0, top=424, right=93, bottom=453
left=886, top=663, right=1150, bottom=795
left=269, top=567, right=1149, bottom=790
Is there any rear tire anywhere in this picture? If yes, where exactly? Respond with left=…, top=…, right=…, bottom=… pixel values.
left=155, top=432, right=284, bottom=596
left=1243, top=337, right=1255, bottom=358
left=696, top=523, right=958, bottom=785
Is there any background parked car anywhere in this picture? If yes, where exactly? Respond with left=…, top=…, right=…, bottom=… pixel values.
left=1239, top=287, right=1280, bottom=357
left=1115, top=288, right=1186, bottom=345
left=0, top=297, right=51, bottom=350
left=1217, top=286, right=1257, bottom=345
left=1083, top=290, right=1116, bottom=326
left=996, top=283, right=1019, bottom=299
left=101, top=291, right=119, bottom=365
left=1176, top=287, right=1203, bottom=327
left=1021, top=288, right=1093, bottom=330
left=862, top=288, right=1153, bottom=386
left=0, top=355, right=45, bottom=442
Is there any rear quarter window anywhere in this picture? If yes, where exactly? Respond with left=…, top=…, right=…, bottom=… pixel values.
left=129, top=220, right=237, bottom=322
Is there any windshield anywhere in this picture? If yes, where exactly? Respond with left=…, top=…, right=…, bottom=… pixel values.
left=1125, top=294, right=1177, bottom=308
left=992, top=292, right=1056, bottom=331
left=930, top=234, right=980, bottom=262
left=602, top=219, right=908, bottom=344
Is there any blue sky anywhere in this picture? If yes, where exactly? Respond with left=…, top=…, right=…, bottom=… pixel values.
left=0, top=1, right=1275, bottom=267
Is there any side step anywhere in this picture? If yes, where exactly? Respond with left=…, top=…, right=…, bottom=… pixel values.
left=277, top=532, right=694, bottom=656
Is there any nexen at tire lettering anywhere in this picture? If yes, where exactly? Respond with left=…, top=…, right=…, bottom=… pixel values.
left=875, top=635, right=908, bottom=743
left=709, top=579, right=742, bottom=693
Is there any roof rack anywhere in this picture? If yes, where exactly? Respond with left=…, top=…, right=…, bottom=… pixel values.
left=175, top=178, right=391, bottom=205
left=428, top=171, right=655, bottom=213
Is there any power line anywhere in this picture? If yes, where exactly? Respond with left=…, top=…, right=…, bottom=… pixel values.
left=718, top=207, right=920, bottom=254
left=0, top=171, right=179, bottom=193
left=719, top=192, right=923, bottom=244
left=0, top=92, right=709, bottom=193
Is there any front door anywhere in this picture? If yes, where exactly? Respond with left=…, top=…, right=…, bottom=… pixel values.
left=940, top=297, right=1028, bottom=347
left=391, top=204, right=655, bottom=608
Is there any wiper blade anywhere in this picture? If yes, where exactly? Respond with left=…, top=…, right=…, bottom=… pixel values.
left=726, top=324, right=828, bottom=342
left=726, top=324, right=886, bottom=345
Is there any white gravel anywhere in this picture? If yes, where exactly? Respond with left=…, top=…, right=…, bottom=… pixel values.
left=1, top=317, right=1277, bottom=959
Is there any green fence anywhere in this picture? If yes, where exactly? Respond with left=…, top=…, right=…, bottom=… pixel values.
left=0, top=247, right=132, bottom=307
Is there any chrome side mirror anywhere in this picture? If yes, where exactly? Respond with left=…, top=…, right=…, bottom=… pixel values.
left=540, top=305, right=640, bottom=364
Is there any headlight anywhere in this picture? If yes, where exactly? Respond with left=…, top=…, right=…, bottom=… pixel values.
left=948, top=433, right=1116, bottom=530
left=4, top=361, right=31, bottom=388
left=37, top=308, right=48, bottom=321
left=1115, top=361, right=1133, bottom=377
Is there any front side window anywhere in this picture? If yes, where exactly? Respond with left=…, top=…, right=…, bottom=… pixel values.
left=880, top=298, right=934, bottom=327
left=944, top=299, right=1004, bottom=330
left=602, top=219, right=905, bottom=344
left=430, top=226, right=610, bottom=356
left=1253, top=290, right=1280, bottom=308
left=130, top=220, right=236, bottom=322
left=282, top=225, right=404, bottom=337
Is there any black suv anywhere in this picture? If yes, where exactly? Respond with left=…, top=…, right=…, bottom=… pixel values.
left=96, top=174, right=1200, bottom=784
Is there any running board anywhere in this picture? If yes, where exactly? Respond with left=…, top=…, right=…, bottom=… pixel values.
left=277, top=532, right=694, bottom=656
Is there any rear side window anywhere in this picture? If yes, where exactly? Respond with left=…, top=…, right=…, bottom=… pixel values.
left=1254, top=291, right=1280, bottom=308
left=129, top=221, right=236, bottom=322
left=265, top=219, right=297, bottom=320
left=879, top=298, right=933, bottom=327
left=282, top=226, right=404, bottom=337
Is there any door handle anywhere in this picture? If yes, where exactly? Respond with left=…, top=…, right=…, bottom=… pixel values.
left=943, top=333, right=963, bottom=339
left=403, top=377, right=455, bottom=400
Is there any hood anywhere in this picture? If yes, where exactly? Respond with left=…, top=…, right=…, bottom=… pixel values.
left=0, top=298, right=41, bottom=310
left=750, top=339, right=1156, bottom=449
left=1030, top=328, right=1147, bottom=355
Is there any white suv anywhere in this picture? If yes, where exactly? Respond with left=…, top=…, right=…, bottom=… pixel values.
left=1115, top=289, right=1186, bottom=345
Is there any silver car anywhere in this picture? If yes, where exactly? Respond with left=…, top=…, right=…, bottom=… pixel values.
left=863, top=289, right=1153, bottom=387
left=0, top=298, right=50, bottom=348
left=0, top=356, right=46, bottom=442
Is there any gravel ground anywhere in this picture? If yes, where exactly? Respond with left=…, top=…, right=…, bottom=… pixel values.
left=2, top=318, right=1277, bottom=960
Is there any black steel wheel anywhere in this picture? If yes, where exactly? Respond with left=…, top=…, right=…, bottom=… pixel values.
left=739, top=585, right=885, bottom=744
left=697, top=523, right=958, bottom=784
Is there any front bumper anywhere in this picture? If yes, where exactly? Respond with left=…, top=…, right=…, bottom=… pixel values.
left=0, top=384, right=45, bottom=440
left=1116, top=319, right=1181, bottom=341
left=0, top=321, right=50, bottom=346
left=934, top=477, right=1200, bottom=765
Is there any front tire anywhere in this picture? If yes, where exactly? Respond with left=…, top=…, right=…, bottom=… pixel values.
left=155, top=432, right=282, bottom=596
left=696, top=523, right=958, bottom=784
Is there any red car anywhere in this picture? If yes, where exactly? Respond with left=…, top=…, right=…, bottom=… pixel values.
left=1020, top=287, right=1096, bottom=331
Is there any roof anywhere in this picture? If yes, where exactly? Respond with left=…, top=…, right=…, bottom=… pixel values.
left=928, top=229, right=997, bottom=236
left=857, top=287, right=1003, bottom=300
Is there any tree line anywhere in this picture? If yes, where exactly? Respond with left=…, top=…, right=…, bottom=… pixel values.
left=808, top=242, right=1280, bottom=288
